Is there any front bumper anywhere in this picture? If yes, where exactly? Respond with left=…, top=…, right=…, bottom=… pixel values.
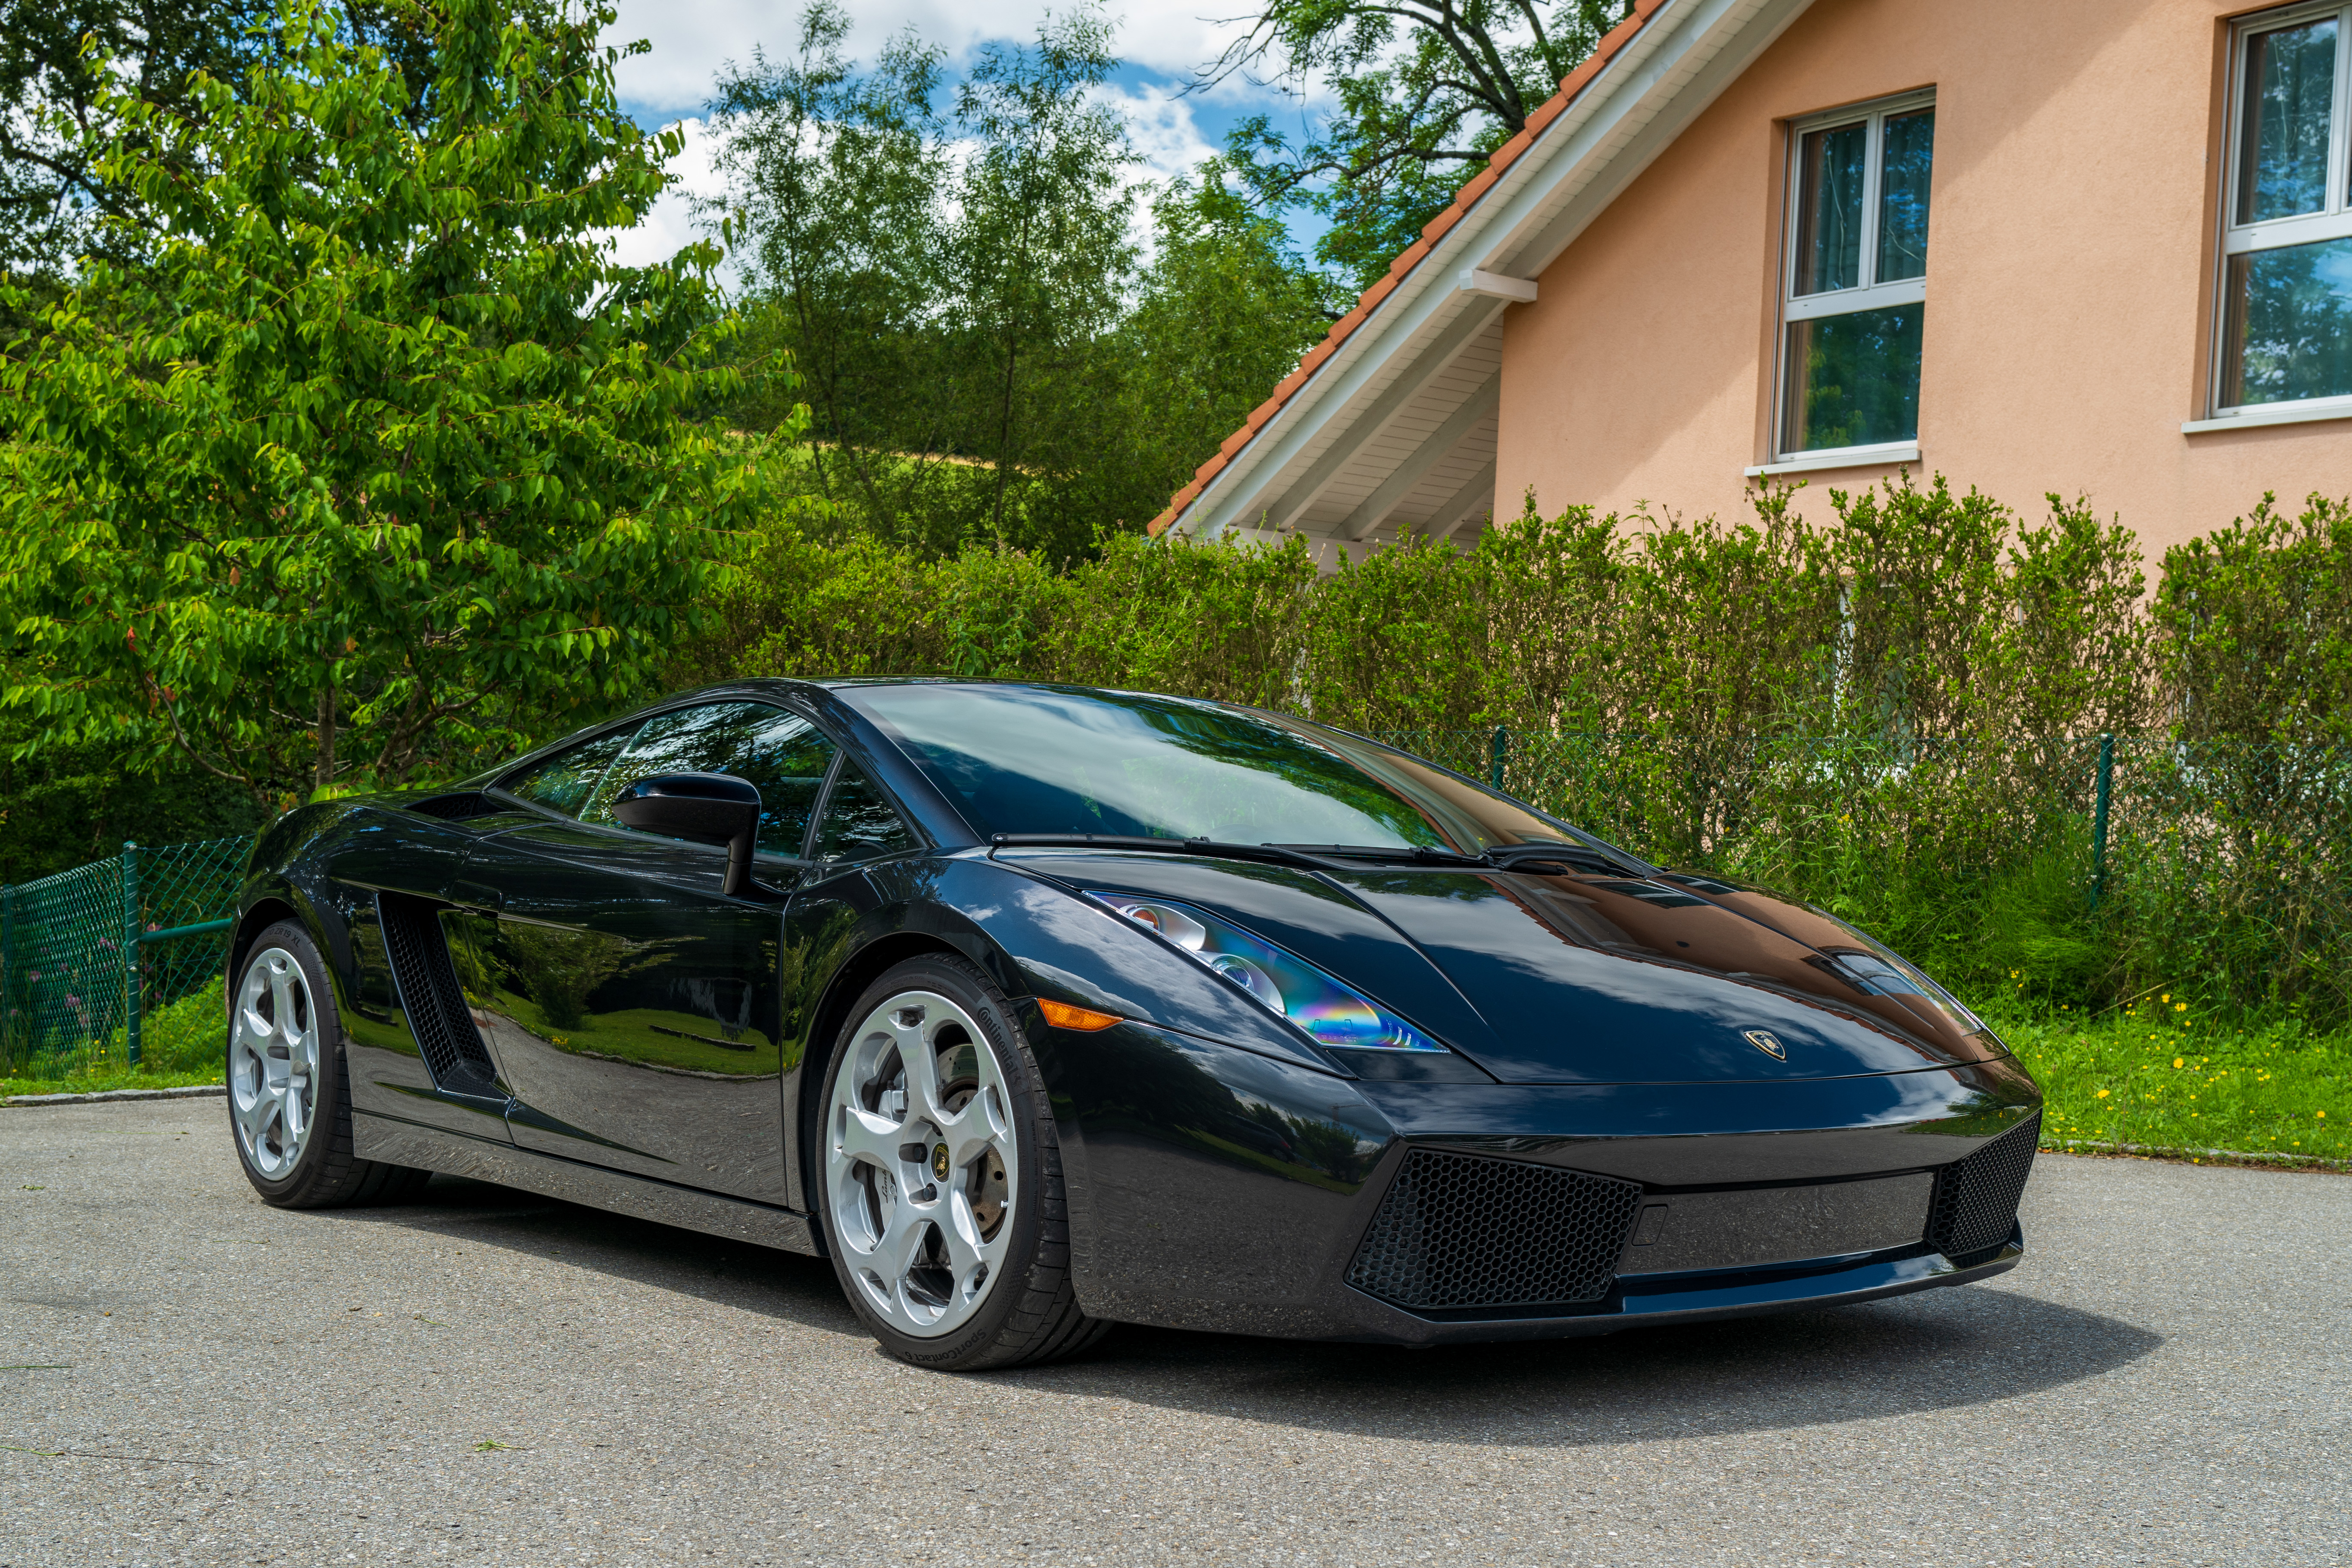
left=1050, top=1022, right=2041, bottom=1345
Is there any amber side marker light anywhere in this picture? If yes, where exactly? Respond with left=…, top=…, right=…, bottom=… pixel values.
left=1037, top=998, right=1121, bottom=1032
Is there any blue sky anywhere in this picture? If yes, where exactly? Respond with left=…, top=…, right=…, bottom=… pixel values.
left=598, top=0, right=1332, bottom=268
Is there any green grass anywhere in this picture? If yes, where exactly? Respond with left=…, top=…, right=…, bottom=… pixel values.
left=2, top=979, right=226, bottom=1099
left=1991, top=996, right=2352, bottom=1164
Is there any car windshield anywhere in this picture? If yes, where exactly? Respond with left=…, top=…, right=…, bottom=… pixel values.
left=848, top=683, right=1592, bottom=856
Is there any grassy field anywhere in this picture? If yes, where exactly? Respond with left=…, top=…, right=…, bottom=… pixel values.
left=1992, top=994, right=2350, bottom=1165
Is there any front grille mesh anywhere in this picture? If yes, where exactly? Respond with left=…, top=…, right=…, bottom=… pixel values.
left=378, top=895, right=498, bottom=1093
left=1347, top=1149, right=1645, bottom=1311
left=1927, top=1112, right=2041, bottom=1267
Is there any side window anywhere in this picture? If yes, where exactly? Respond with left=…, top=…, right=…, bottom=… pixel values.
left=814, top=760, right=917, bottom=863
left=583, top=702, right=838, bottom=857
left=500, top=726, right=637, bottom=817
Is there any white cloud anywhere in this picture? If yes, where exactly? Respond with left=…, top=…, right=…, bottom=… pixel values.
left=1092, top=80, right=1215, bottom=191
left=602, top=115, right=727, bottom=269
left=603, top=0, right=1263, bottom=116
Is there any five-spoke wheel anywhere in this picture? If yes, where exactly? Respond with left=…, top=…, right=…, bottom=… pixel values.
left=226, top=920, right=429, bottom=1209
left=825, top=988, right=1019, bottom=1337
left=231, top=945, right=319, bottom=1179
left=815, top=955, right=1106, bottom=1369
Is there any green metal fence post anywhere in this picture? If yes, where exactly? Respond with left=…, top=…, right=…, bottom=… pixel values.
left=121, top=842, right=142, bottom=1068
left=1, top=881, right=12, bottom=1062
left=1490, top=726, right=1507, bottom=792
left=2088, top=736, right=2113, bottom=910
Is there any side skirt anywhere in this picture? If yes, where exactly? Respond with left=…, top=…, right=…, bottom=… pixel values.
left=355, top=1109, right=823, bottom=1257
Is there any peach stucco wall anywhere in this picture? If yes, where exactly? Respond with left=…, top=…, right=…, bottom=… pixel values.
left=1498, top=0, right=2346, bottom=564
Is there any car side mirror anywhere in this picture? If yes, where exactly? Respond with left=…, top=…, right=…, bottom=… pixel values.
left=613, top=772, right=762, bottom=897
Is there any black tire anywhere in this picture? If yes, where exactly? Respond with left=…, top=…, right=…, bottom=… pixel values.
left=228, top=920, right=432, bottom=1210
left=814, top=953, right=1112, bottom=1372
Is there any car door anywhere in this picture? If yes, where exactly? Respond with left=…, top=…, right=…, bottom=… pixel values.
left=450, top=700, right=838, bottom=1205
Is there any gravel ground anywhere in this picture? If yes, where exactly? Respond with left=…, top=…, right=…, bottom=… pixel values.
left=3, top=1100, right=2347, bottom=1567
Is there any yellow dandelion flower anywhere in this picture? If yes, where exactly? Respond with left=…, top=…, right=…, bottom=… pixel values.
left=2096, top=1088, right=2111, bottom=1099
left=2173, top=1057, right=2184, bottom=1069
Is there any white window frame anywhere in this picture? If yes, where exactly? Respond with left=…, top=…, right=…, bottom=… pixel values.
left=1770, top=88, right=1937, bottom=466
left=2202, top=0, right=2352, bottom=427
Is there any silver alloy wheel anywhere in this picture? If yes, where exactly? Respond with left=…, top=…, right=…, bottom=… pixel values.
left=230, top=946, right=320, bottom=1180
left=825, top=989, right=1019, bottom=1338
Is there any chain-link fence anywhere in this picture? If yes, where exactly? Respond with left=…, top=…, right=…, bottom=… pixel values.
left=1, top=836, right=253, bottom=1082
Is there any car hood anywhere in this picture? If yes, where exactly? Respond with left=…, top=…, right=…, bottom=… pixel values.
left=1003, top=850, right=2005, bottom=1085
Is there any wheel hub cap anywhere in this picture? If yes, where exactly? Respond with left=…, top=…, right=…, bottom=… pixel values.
left=825, top=990, right=1019, bottom=1338
left=230, top=947, right=320, bottom=1180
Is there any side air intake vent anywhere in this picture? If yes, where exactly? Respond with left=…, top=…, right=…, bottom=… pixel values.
left=1347, top=1149, right=1645, bottom=1312
left=377, top=894, right=501, bottom=1095
left=406, top=792, right=505, bottom=821
left=1927, top=1112, right=2041, bottom=1268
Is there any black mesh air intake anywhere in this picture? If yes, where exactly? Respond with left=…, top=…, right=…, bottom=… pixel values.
left=405, top=792, right=505, bottom=821
left=1927, top=1112, right=2041, bottom=1268
left=377, top=894, right=499, bottom=1093
left=1347, top=1149, right=1645, bottom=1312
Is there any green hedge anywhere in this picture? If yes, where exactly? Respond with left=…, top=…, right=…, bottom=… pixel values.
left=682, top=475, right=2352, bottom=1025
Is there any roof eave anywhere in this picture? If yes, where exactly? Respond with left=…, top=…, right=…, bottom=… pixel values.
left=1155, top=0, right=1812, bottom=541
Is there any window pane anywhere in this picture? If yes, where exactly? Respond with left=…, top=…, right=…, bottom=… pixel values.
left=1876, top=109, right=1935, bottom=282
left=2221, top=236, right=2352, bottom=406
left=813, top=762, right=916, bottom=862
left=1792, top=122, right=1867, bottom=294
left=2237, top=19, right=2337, bottom=224
left=501, top=727, right=636, bottom=817
left=585, top=702, right=838, bottom=855
left=1781, top=304, right=1924, bottom=453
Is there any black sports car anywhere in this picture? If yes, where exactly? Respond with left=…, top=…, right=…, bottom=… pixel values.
left=225, top=680, right=2041, bottom=1370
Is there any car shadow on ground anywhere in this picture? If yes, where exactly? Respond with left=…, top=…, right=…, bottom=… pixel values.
left=332, top=1173, right=2160, bottom=1449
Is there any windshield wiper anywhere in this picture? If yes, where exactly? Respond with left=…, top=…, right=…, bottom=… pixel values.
left=988, top=834, right=1334, bottom=871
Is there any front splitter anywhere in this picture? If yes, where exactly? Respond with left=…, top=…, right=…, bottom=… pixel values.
left=1333, top=1233, right=2026, bottom=1347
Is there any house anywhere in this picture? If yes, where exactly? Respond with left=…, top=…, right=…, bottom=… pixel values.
left=1150, top=0, right=2352, bottom=564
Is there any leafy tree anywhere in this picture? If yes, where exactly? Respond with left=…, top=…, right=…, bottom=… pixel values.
left=0, top=0, right=779, bottom=808
left=709, top=2, right=1150, bottom=562
left=1202, top=0, right=1635, bottom=289
left=704, top=5, right=959, bottom=546
left=945, top=9, right=1138, bottom=551
left=1117, top=168, right=1345, bottom=524
left=0, top=0, right=441, bottom=307
left=0, top=0, right=269, bottom=287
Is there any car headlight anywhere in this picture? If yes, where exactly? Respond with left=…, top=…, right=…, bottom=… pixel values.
left=1089, top=891, right=1445, bottom=1053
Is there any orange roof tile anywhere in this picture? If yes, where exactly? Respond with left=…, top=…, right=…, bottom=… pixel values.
left=1149, top=0, right=1671, bottom=537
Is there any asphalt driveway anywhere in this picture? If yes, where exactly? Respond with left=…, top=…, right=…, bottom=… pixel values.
left=3, top=1100, right=2346, bottom=1566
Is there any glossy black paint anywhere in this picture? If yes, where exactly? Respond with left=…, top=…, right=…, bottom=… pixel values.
left=450, top=817, right=793, bottom=1204
left=231, top=677, right=2046, bottom=1346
